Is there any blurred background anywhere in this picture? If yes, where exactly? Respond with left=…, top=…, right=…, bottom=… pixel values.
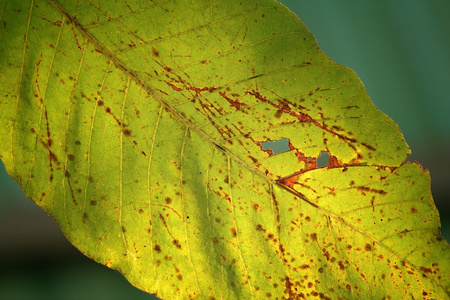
left=1, top=1, right=449, bottom=299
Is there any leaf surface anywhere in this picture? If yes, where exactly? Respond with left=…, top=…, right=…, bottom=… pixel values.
left=0, top=0, right=449, bottom=298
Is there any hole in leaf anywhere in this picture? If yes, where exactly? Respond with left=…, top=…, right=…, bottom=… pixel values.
left=316, top=151, right=330, bottom=168
left=260, top=138, right=290, bottom=155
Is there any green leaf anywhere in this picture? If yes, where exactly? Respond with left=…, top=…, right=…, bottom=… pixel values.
left=1, top=0, right=449, bottom=298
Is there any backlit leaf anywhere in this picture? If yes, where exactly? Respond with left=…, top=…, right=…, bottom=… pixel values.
left=1, top=0, right=449, bottom=298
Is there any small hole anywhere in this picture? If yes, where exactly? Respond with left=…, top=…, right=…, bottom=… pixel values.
left=317, top=151, right=330, bottom=168
left=260, top=138, right=290, bottom=155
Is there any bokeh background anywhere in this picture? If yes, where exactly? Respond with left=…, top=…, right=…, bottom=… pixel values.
left=1, top=1, right=449, bottom=299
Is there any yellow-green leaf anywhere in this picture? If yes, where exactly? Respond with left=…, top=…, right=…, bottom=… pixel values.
left=1, top=0, right=449, bottom=299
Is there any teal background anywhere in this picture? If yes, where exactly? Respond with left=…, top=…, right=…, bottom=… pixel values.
left=1, top=1, right=449, bottom=299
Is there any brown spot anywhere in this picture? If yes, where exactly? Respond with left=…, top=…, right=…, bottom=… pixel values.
left=90, top=200, right=97, bottom=205
left=122, top=226, right=126, bottom=233
left=211, top=237, right=218, bottom=245
left=82, top=213, right=88, bottom=223
left=98, top=100, right=104, bottom=106
left=88, top=176, right=93, bottom=182
left=177, top=274, right=183, bottom=280
left=274, top=110, right=282, bottom=118
left=338, top=261, right=345, bottom=270
left=256, top=224, right=263, bottom=231
left=65, top=170, right=70, bottom=178
left=411, top=207, right=418, bottom=213
left=299, top=264, right=310, bottom=270
left=365, top=244, right=372, bottom=251
left=173, top=239, right=182, bottom=249
left=165, top=197, right=172, bottom=204
left=154, top=245, right=161, bottom=253
left=123, top=128, right=132, bottom=136
left=68, top=154, right=75, bottom=161
left=252, top=203, right=260, bottom=212
left=361, top=142, right=376, bottom=151
left=30, top=127, right=35, bottom=133
left=152, top=47, right=160, bottom=57
left=215, top=217, right=221, bottom=223
left=75, top=140, right=81, bottom=145
left=310, top=233, right=317, bottom=241
left=139, top=209, right=144, bottom=214
left=230, top=228, right=237, bottom=237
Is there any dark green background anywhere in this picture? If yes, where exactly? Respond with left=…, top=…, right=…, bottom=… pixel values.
left=1, top=1, right=449, bottom=299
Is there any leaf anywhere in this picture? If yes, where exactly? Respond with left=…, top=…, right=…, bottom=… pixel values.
left=1, top=0, right=449, bottom=299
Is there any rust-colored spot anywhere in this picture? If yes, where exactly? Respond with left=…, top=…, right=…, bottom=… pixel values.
left=177, top=274, right=183, bottom=280
left=166, top=81, right=182, bottom=91
left=139, top=209, right=144, bottom=214
left=256, top=224, right=264, bottom=231
left=411, top=207, right=418, bottom=213
left=252, top=203, right=260, bottom=212
left=230, top=228, right=237, bottom=237
left=365, top=244, right=372, bottom=251
left=154, top=245, right=161, bottom=253
left=278, top=173, right=300, bottom=189
left=328, top=155, right=340, bottom=168
left=165, top=197, right=172, bottom=204
left=219, top=91, right=245, bottom=109
left=274, top=110, right=282, bottom=118
left=361, top=142, right=376, bottom=151
left=310, top=233, right=317, bottom=241
left=338, top=261, right=345, bottom=270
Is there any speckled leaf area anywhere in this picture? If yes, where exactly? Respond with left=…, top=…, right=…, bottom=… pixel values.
left=0, top=0, right=449, bottom=299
